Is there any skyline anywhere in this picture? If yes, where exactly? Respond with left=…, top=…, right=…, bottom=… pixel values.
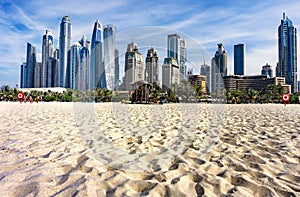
left=1, top=0, right=300, bottom=87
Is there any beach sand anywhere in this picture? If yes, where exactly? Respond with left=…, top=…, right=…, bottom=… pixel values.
left=0, top=102, right=299, bottom=197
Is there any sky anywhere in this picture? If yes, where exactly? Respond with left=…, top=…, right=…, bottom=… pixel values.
left=0, top=0, right=300, bottom=87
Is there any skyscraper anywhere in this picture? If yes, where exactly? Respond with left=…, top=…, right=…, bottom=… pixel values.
left=70, top=36, right=90, bottom=91
left=211, top=43, right=227, bottom=93
left=277, top=13, right=297, bottom=92
left=35, top=62, right=42, bottom=88
left=48, top=58, right=59, bottom=87
left=90, top=20, right=104, bottom=89
left=162, top=57, right=179, bottom=91
left=20, top=62, right=26, bottom=88
left=200, top=64, right=211, bottom=93
left=145, top=48, right=159, bottom=85
left=234, top=43, right=245, bottom=75
left=124, top=42, right=144, bottom=90
left=59, top=16, right=72, bottom=88
left=261, top=63, right=273, bottom=78
left=42, top=29, right=54, bottom=87
left=167, top=34, right=186, bottom=80
left=103, top=25, right=116, bottom=90
left=115, top=49, right=120, bottom=87
left=25, top=43, right=36, bottom=88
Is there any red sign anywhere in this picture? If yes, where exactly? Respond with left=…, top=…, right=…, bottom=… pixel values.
left=17, top=92, right=24, bottom=99
left=282, top=94, right=289, bottom=106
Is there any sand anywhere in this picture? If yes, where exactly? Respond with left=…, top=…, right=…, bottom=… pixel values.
left=0, top=102, right=299, bottom=197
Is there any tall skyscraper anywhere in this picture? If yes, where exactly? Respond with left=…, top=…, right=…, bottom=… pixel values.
left=70, top=42, right=81, bottom=90
left=70, top=36, right=90, bottom=90
left=90, top=20, right=104, bottom=89
left=167, top=34, right=186, bottom=80
left=234, top=43, right=245, bottom=75
left=200, top=64, right=211, bottom=93
left=103, top=25, right=116, bottom=90
left=115, top=49, right=120, bottom=87
left=35, top=62, right=42, bottom=88
left=145, top=48, right=159, bottom=85
left=79, top=36, right=90, bottom=91
left=42, top=29, right=54, bottom=87
left=261, top=63, right=273, bottom=78
left=25, top=43, right=36, bottom=88
left=277, top=13, right=297, bottom=92
left=48, top=58, right=59, bottom=87
left=211, top=43, right=227, bottom=93
left=20, top=62, right=26, bottom=88
left=162, top=57, right=179, bottom=91
left=124, top=42, right=144, bottom=90
left=59, top=16, right=72, bottom=88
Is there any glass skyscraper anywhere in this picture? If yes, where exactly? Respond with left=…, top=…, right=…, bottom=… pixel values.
left=59, top=16, right=72, bottom=88
left=277, top=13, right=297, bottom=92
left=103, top=25, right=116, bottom=90
left=167, top=34, right=186, bottom=80
left=115, top=49, right=120, bottom=87
left=42, top=29, right=54, bottom=87
left=234, top=43, right=245, bottom=75
left=25, top=43, right=36, bottom=88
left=90, top=20, right=104, bottom=90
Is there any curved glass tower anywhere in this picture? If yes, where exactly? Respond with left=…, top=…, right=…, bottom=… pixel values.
left=277, top=13, right=297, bottom=92
left=90, top=20, right=104, bottom=90
left=59, top=16, right=72, bottom=88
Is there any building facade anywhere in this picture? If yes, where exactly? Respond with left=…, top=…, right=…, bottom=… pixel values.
left=90, top=20, right=104, bottom=89
left=59, top=16, right=72, bottom=88
left=20, top=62, right=26, bottom=88
left=189, top=75, right=207, bottom=94
left=103, top=25, right=116, bottom=90
left=25, top=43, right=36, bottom=88
left=48, top=58, right=59, bottom=87
left=211, top=43, right=227, bottom=94
left=115, top=49, right=120, bottom=87
left=234, top=43, right=245, bottom=75
left=223, top=75, right=291, bottom=93
left=276, top=13, right=297, bottom=92
left=123, top=42, right=144, bottom=90
left=162, top=57, right=179, bottom=91
left=34, top=62, right=42, bottom=88
left=200, top=64, right=210, bottom=93
left=145, top=48, right=159, bottom=86
left=167, top=34, right=186, bottom=81
left=261, top=63, right=273, bottom=78
left=42, top=29, right=54, bottom=87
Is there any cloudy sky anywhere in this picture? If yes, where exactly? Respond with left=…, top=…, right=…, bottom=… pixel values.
left=0, top=0, right=299, bottom=87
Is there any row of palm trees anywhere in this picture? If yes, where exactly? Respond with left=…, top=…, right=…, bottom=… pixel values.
left=0, top=85, right=113, bottom=102
left=225, top=84, right=300, bottom=104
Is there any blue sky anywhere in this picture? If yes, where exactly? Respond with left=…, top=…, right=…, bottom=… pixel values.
left=0, top=0, right=299, bottom=87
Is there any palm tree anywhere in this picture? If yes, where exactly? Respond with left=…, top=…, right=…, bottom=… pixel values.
left=247, top=88, right=258, bottom=103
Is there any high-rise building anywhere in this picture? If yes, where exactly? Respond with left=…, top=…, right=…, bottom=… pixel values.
left=90, top=20, right=104, bottom=90
left=70, top=36, right=90, bottom=90
left=167, top=34, right=186, bottom=80
left=20, top=62, right=26, bottom=88
left=25, top=43, right=36, bottom=88
left=47, top=58, right=59, bottom=87
left=211, top=43, right=227, bottom=93
left=261, top=63, right=273, bottom=78
left=103, top=25, right=116, bottom=90
left=277, top=13, right=297, bottom=93
left=200, top=64, right=211, bottom=93
left=234, top=43, right=245, bottom=75
left=162, top=57, right=179, bottom=91
left=70, top=42, right=81, bottom=90
left=34, top=62, right=42, bottom=88
left=123, top=42, right=144, bottom=90
left=42, top=29, right=54, bottom=87
left=115, top=49, right=120, bottom=87
left=59, top=16, right=72, bottom=88
left=298, top=80, right=300, bottom=92
left=145, top=48, right=159, bottom=85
